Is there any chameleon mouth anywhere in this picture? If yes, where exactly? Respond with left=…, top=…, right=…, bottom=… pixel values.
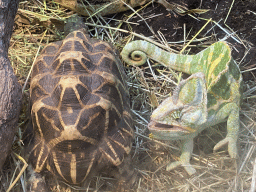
left=148, top=120, right=194, bottom=133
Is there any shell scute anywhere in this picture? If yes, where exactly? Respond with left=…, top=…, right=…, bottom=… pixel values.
left=40, top=42, right=61, bottom=55
left=32, top=59, right=50, bottom=76
left=51, top=59, right=60, bottom=71
left=30, top=85, right=47, bottom=104
left=85, top=94, right=101, bottom=105
left=98, top=56, right=115, bottom=70
left=61, top=87, right=81, bottom=106
left=60, top=109, right=80, bottom=125
left=32, top=141, right=50, bottom=172
left=90, top=73, right=105, bottom=90
left=51, top=84, right=62, bottom=104
left=78, top=108, right=106, bottom=138
left=98, top=84, right=122, bottom=111
left=82, top=40, right=94, bottom=52
left=32, top=108, right=62, bottom=140
left=43, top=56, right=55, bottom=66
left=41, top=96, right=58, bottom=108
left=80, top=57, right=96, bottom=72
left=88, top=52, right=104, bottom=65
left=75, top=83, right=90, bottom=102
left=72, top=58, right=88, bottom=73
left=38, top=74, right=57, bottom=93
left=75, top=31, right=87, bottom=41
left=65, top=31, right=75, bottom=40
left=74, top=40, right=87, bottom=51
left=59, top=40, right=74, bottom=53
left=94, top=42, right=115, bottom=54
left=55, top=59, right=73, bottom=75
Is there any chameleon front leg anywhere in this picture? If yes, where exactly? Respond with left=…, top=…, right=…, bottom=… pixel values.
left=213, top=103, right=239, bottom=158
left=166, top=138, right=196, bottom=175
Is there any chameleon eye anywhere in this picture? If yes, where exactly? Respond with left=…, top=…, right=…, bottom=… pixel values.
left=170, top=110, right=182, bottom=120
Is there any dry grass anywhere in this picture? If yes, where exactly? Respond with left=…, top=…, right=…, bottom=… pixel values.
left=2, top=0, right=256, bottom=191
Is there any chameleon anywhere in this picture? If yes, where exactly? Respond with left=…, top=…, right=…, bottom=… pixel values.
left=54, top=0, right=182, bottom=16
left=121, top=40, right=243, bottom=175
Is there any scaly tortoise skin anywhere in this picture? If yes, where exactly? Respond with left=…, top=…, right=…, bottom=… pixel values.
left=28, top=28, right=134, bottom=188
left=55, top=0, right=180, bottom=16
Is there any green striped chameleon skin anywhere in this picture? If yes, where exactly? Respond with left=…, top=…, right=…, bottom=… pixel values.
left=54, top=0, right=177, bottom=16
left=121, top=41, right=243, bottom=175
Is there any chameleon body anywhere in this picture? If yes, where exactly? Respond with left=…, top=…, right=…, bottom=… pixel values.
left=121, top=40, right=242, bottom=174
left=55, top=0, right=178, bottom=16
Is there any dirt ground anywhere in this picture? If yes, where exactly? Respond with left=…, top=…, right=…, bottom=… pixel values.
left=2, top=0, right=256, bottom=191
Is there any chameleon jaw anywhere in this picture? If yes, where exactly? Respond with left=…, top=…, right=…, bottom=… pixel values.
left=148, top=120, right=195, bottom=134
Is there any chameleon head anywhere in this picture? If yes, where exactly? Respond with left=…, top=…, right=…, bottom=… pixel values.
left=148, top=72, right=208, bottom=140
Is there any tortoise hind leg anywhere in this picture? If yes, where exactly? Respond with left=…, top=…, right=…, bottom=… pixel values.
left=115, top=155, right=137, bottom=191
left=27, top=165, right=49, bottom=192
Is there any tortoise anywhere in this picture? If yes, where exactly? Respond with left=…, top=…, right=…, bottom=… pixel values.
left=54, top=0, right=184, bottom=16
left=27, top=17, right=134, bottom=190
left=0, top=0, right=22, bottom=170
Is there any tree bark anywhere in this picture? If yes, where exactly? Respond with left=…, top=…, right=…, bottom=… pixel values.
left=0, top=0, right=21, bottom=169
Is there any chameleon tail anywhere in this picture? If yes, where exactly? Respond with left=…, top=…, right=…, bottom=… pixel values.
left=121, top=40, right=233, bottom=77
left=121, top=40, right=193, bottom=74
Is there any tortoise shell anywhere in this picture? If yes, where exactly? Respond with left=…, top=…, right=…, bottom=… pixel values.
left=29, top=29, right=133, bottom=184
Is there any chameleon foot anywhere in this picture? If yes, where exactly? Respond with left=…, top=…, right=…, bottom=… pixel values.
left=213, top=136, right=237, bottom=158
left=166, top=160, right=196, bottom=175
left=166, top=139, right=196, bottom=175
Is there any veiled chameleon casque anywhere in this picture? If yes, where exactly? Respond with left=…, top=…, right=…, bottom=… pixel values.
left=54, top=0, right=179, bottom=16
left=121, top=41, right=243, bottom=175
